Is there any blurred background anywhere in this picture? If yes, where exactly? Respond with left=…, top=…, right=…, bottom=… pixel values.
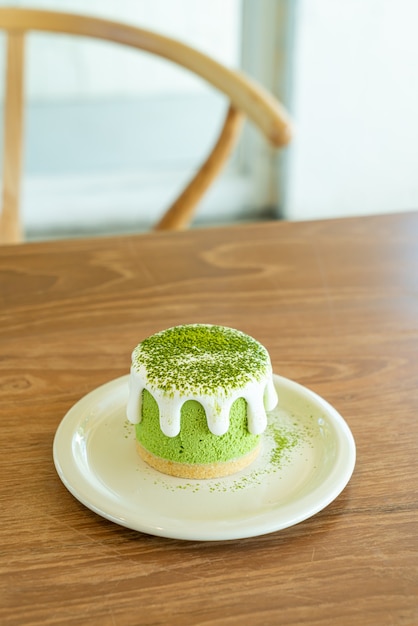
left=1, top=0, right=418, bottom=240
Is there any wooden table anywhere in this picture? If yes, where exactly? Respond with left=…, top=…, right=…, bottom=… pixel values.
left=1, top=212, right=417, bottom=626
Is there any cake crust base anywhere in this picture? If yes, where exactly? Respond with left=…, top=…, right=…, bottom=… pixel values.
left=136, top=440, right=261, bottom=479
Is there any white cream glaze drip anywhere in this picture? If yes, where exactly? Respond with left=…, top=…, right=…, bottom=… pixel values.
left=126, top=365, right=278, bottom=437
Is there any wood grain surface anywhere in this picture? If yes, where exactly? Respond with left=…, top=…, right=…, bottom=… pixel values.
left=1, top=213, right=417, bottom=626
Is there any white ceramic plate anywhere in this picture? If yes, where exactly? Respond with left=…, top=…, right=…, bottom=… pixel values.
left=53, top=375, right=355, bottom=541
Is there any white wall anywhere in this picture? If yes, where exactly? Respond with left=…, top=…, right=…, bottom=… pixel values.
left=284, top=0, right=418, bottom=220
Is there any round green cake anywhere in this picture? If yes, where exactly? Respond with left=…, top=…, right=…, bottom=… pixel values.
left=126, top=324, right=278, bottom=478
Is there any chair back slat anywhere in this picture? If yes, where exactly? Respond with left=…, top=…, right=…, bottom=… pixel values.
left=0, top=30, right=25, bottom=243
left=156, top=106, right=244, bottom=231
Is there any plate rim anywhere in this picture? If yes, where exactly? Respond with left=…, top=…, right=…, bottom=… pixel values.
left=53, top=374, right=356, bottom=541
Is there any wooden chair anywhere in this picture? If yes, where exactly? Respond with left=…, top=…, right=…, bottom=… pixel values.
left=0, top=8, right=292, bottom=244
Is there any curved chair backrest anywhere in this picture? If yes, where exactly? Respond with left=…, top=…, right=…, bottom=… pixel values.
left=0, top=8, right=292, bottom=244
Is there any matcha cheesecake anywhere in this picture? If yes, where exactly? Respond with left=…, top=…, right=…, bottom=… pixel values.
left=126, top=324, right=278, bottom=479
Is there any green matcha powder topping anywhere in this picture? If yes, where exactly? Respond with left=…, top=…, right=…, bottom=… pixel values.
left=132, top=324, right=270, bottom=396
